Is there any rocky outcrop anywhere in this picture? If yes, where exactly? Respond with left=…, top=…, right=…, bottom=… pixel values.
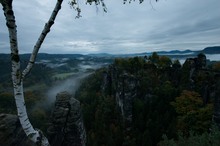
left=47, top=91, right=86, bottom=146
left=115, top=73, right=138, bottom=127
left=0, top=114, right=35, bottom=146
left=184, top=53, right=207, bottom=88
left=102, top=65, right=138, bottom=130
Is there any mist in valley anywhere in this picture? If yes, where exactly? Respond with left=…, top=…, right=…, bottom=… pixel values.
left=45, top=72, right=92, bottom=105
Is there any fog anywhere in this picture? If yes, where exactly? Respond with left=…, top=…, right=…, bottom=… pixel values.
left=46, top=72, right=91, bottom=105
left=206, top=54, right=220, bottom=61
left=176, top=54, right=220, bottom=64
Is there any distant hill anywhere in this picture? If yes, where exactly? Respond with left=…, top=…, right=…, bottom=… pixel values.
left=201, top=46, right=220, bottom=54
left=0, top=46, right=219, bottom=60
left=88, top=53, right=113, bottom=57
left=156, top=49, right=194, bottom=55
left=144, top=46, right=220, bottom=55
left=0, top=53, right=86, bottom=61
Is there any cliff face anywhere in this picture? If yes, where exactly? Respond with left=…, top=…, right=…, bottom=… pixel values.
left=102, top=66, right=139, bottom=130
left=115, top=73, right=138, bottom=128
left=47, top=91, right=86, bottom=146
left=0, top=114, right=35, bottom=146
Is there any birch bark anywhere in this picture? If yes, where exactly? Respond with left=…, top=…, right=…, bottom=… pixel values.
left=0, top=0, right=63, bottom=145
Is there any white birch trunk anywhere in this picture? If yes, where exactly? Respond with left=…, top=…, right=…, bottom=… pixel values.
left=0, top=0, right=63, bottom=145
left=14, top=82, right=49, bottom=145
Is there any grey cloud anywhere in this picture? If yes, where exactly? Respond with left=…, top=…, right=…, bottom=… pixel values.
left=0, top=0, right=220, bottom=54
left=166, top=17, right=220, bottom=37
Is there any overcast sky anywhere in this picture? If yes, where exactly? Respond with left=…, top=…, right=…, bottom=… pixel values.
left=0, top=0, right=220, bottom=54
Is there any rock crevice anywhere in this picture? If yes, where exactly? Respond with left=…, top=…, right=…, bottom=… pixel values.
left=47, top=91, right=86, bottom=146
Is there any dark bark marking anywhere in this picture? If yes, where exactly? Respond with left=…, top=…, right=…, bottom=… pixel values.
left=24, top=126, right=32, bottom=131
left=48, top=21, right=54, bottom=26
left=16, top=92, right=22, bottom=95
left=6, top=9, right=13, bottom=15
left=24, top=118, right=29, bottom=122
left=11, top=53, right=20, bottom=62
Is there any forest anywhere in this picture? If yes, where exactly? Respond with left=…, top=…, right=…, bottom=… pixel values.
left=1, top=52, right=220, bottom=145
left=74, top=52, right=220, bottom=146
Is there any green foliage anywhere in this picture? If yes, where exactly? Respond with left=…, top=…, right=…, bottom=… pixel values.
left=114, top=57, right=145, bottom=74
left=171, top=90, right=213, bottom=135
left=147, top=53, right=173, bottom=69
left=158, top=56, right=172, bottom=68
left=160, top=125, right=220, bottom=146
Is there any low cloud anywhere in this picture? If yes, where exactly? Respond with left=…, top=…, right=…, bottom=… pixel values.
left=46, top=72, right=91, bottom=105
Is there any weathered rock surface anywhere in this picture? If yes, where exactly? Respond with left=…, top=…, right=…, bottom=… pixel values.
left=0, top=114, right=35, bottom=146
left=102, top=66, right=138, bottom=129
left=47, top=91, right=86, bottom=146
left=115, top=73, right=137, bottom=126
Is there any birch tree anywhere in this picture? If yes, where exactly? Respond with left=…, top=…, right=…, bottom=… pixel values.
left=0, top=0, right=103, bottom=144
left=0, top=0, right=64, bottom=145
left=0, top=0, right=156, bottom=145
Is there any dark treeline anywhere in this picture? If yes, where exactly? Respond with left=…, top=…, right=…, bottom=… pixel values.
left=75, top=52, right=220, bottom=146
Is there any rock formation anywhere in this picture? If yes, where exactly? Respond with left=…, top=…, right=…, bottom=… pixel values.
left=115, top=73, right=138, bottom=128
left=0, top=114, right=35, bottom=146
left=102, top=65, right=138, bottom=130
left=0, top=91, right=86, bottom=146
left=104, top=54, right=220, bottom=131
left=47, top=91, right=86, bottom=146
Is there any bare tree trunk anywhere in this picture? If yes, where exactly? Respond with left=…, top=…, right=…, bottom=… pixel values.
left=0, top=0, right=63, bottom=145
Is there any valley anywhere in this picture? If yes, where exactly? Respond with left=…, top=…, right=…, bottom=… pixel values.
left=0, top=46, right=220, bottom=146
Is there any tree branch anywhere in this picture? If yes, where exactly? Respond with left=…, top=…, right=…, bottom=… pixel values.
left=22, top=0, right=64, bottom=79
